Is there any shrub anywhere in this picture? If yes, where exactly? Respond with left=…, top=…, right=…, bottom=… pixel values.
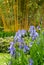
left=0, top=36, right=13, bottom=53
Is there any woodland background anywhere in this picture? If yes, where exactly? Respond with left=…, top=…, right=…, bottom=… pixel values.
left=0, top=0, right=44, bottom=32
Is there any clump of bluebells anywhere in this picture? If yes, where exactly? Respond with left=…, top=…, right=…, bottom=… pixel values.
left=8, top=26, right=44, bottom=65
left=29, top=26, right=38, bottom=40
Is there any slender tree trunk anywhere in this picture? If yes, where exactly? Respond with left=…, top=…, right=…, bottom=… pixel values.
left=0, top=8, right=7, bottom=31
left=3, top=0, right=10, bottom=31
left=13, top=0, right=18, bottom=32
left=25, top=0, right=29, bottom=30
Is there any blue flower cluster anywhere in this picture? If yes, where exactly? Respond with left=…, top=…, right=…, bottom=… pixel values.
left=9, top=29, right=29, bottom=56
left=14, top=30, right=26, bottom=43
left=29, top=26, right=38, bottom=40
left=29, top=59, right=34, bottom=65
left=9, top=42, right=15, bottom=56
left=9, top=25, right=39, bottom=65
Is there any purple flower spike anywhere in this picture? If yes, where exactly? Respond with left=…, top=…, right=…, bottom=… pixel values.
left=29, top=25, right=38, bottom=40
left=9, top=45, right=15, bottom=56
left=29, top=26, right=35, bottom=33
left=30, top=63, right=33, bottom=65
left=10, top=47, right=15, bottom=55
left=21, top=29, right=26, bottom=36
left=23, top=45, right=30, bottom=52
left=37, top=26, right=41, bottom=30
left=9, top=42, right=15, bottom=56
left=14, top=29, right=26, bottom=43
left=29, top=59, right=34, bottom=65
left=10, top=42, right=14, bottom=45
left=24, top=45, right=29, bottom=50
left=17, top=38, right=24, bottom=43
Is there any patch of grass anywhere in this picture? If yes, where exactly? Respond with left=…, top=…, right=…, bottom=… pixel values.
left=0, top=53, right=11, bottom=65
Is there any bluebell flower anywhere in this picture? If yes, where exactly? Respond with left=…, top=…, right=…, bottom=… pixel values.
left=23, top=45, right=30, bottom=52
left=14, top=30, right=21, bottom=40
left=17, top=30, right=26, bottom=37
left=34, top=32, right=38, bottom=37
left=21, top=29, right=26, bottom=36
left=23, top=48, right=27, bottom=52
left=29, top=63, right=33, bottom=65
left=9, top=46, right=15, bottom=56
left=29, top=26, right=38, bottom=40
left=14, top=30, right=21, bottom=37
left=37, top=26, right=41, bottom=30
left=17, top=38, right=24, bottom=43
left=14, top=31, right=21, bottom=39
left=29, top=59, right=34, bottom=65
left=9, top=42, right=15, bottom=56
left=32, top=36, right=35, bottom=40
left=29, top=26, right=35, bottom=33
left=30, top=26, right=35, bottom=30
left=14, top=35, right=21, bottom=43
left=10, top=42, right=14, bottom=45
left=19, top=45, right=23, bottom=49
left=30, top=30, right=36, bottom=37
left=14, top=30, right=25, bottom=44
left=32, top=32, right=38, bottom=40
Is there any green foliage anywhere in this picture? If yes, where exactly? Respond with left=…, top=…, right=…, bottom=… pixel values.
left=30, top=33, right=44, bottom=65
left=10, top=50, right=28, bottom=65
left=0, top=31, right=15, bottom=38
left=0, top=31, right=15, bottom=53
left=0, top=38, right=10, bottom=53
